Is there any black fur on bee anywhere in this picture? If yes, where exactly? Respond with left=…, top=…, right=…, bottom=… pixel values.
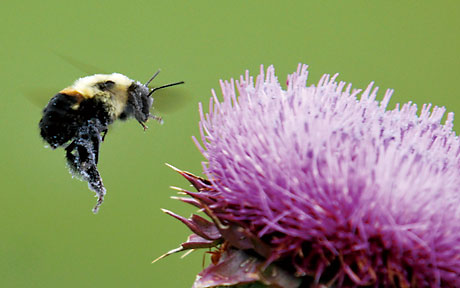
left=39, top=93, right=111, bottom=149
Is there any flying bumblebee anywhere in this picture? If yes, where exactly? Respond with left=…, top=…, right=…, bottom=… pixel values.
left=39, top=70, right=184, bottom=213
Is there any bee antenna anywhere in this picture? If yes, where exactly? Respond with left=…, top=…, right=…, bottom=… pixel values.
left=144, top=69, right=161, bottom=87
left=148, top=81, right=185, bottom=97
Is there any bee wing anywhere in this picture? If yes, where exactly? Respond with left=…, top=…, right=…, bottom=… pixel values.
left=150, top=86, right=189, bottom=114
left=25, top=53, right=105, bottom=109
left=23, top=88, right=58, bottom=108
left=53, top=51, right=108, bottom=75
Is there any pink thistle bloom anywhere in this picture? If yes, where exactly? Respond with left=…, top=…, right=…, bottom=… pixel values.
left=159, top=65, right=460, bottom=287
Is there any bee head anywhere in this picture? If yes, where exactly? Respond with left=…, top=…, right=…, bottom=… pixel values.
left=121, top=70, right=184, bottom=124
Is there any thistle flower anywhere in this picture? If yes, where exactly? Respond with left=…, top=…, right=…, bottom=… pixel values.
left=159, top=64, right=460, bottom=287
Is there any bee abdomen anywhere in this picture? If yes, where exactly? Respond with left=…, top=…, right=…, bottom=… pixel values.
left=39, top=93, right=83, bottom=148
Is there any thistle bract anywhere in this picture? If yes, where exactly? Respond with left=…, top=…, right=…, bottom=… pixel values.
left=160, top=65, right=460, bottom=287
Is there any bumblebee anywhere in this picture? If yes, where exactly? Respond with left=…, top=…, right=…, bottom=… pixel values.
left=39, top=71, right=184, bottom=213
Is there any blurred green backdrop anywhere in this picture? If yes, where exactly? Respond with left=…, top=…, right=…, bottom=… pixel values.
left=0, top=1, right=459, bottom=287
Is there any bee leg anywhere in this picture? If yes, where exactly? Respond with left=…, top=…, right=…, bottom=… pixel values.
left=138, top=120, right=148, bottom=131
left=136, top=115, right=162, bottom=130
left=82, top=120, right=105, bottom=213
left=149, top=114, right=163, bottom=125
left=90, top=132, right=101, bottom=164
left=66, top=120, right=107, bottom=213
left=101, top=129, right=108, bottom=142
left=65, top=140, right=78, bottom=174
left=82, top=155, right=106, bottom=214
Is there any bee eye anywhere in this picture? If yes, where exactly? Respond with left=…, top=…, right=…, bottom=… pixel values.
left=97, top=80, right=115, bottom=91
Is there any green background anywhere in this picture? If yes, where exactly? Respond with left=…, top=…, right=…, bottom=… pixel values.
left=1, top=1, right=459, bottom=287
